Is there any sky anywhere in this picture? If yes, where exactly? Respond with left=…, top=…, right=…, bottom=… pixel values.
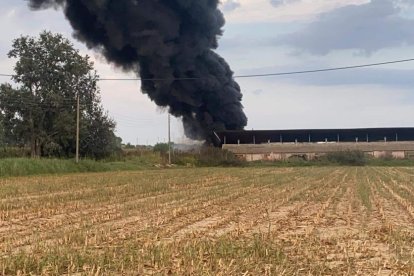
left=1, top=0, right=414, bottom=145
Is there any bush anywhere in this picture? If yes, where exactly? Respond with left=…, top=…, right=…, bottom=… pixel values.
left=0, top=147, right=30, bottom=158
left=195, top=147, right=244, bottom=167
left=172, top=153, right=198, bottom=166
left=153, top=143, right=171, bottom=154
left=323, top=150, right=366, bottom=166
left=166, top=146, right=244, bottom=167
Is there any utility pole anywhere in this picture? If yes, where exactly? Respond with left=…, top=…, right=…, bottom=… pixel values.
left=76, top=93, right=80, bottom=164
left=168, top=114, right=171, bottom=165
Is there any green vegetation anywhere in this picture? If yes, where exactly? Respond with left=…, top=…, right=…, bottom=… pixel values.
left=2, top=147, right=414, bottom=178
left=173, top=147, right=244, bottom=167
left=254, top=150, right=368, bottom=166
left=153, top=142, right=172, bottom=154
left=366, top=158, right=414, bottom=166
left=0, top=154, right=162, bottom=178
left=356, top=169, right=372, bottom=211
left=0, top=113, right=4, bottom=147
left=0, top=147, right=30, bottom=158
left=194, top=147, right=244, bottom=167
left=323, top=150, right=367, bottom=166
left=0, top=146, right=243, bottom=178
left=3, top=235, right=286, bottom=275
left=251, top=151, right=414, bottom=167
left=0, top=31, right=120, bottom=159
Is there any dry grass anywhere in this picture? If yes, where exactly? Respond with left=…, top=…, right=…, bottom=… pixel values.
left=1, top=167, right=414, bottom=275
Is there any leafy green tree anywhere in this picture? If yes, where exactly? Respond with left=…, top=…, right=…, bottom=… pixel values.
left=80, top=105, right=121, bottom=159
left=0, top=112, right=4, bottom=147
left=153, top=143, right=174, bottom=154
left=123, top=143, right=136, bottom=149
left=0, top=31, right=120, bottom=159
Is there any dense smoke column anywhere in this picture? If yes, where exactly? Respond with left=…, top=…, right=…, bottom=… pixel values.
left=28, top=0, right=248, bottom=141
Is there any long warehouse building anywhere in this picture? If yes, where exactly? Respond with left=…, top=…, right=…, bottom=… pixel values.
left=214, top=128, right=414, bottom=161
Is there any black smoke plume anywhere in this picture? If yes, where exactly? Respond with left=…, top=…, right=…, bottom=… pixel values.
left=27, top=0, right=248, bottom=141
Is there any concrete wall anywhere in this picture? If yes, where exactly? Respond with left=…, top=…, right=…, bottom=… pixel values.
left=223, top=142, right=414, bottom=161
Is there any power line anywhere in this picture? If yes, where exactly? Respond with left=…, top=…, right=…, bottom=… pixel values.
left=0, top=58, right=413, bottom=81
left=95, top=58, right=414, bottom=80
left=234, top=58, right=414, bottom=79
left=0, top=99, right=83, bottom=106
left=0, top=100, right=158, bottom=124
left=99, top=76, right=198, bottom=81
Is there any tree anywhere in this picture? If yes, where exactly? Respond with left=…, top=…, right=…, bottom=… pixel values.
left=153, top=143, right=174, bottom=154
left=0, top=31, right=120, bottom=159
left=0, top=112, right=4, bottom=147
left=80, top=105, right=121, bottom=159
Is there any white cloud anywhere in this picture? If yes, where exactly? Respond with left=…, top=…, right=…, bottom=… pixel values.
left=221, top=0, right=241, bottom=13
left=224, top=0, right=369, bottom=23
left=270, top=0, right=301, bottom=8
left=276, top=0, right=414, bottom=55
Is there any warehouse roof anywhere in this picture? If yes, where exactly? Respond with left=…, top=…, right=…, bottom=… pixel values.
left=214, top=127, right=414, bottom=146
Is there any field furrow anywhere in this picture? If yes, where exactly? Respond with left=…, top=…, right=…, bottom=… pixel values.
left=1, top=167, right=413, bottom=275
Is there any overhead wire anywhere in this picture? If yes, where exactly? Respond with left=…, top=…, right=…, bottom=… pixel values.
left=233, top=58, right=414, bottom=79
left=0, top=99, right=158, bottom=126
left=0, top=99, right=82, bottom=107
left=0, top=58, right=413, bottom=81
left=86, top=58, right=414, bottom=80
left=1, top=57, right=414, bottom=129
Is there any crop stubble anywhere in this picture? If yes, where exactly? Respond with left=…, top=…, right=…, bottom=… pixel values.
left=1, top=167, right=414, bottom=275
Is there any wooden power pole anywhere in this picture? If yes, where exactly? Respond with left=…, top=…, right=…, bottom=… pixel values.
left=76, top=93, right=80, bottom=163
left=168, top=114, right=171, bottom=165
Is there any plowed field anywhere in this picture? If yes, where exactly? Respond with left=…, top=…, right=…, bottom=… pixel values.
left=1, top=167, right=414, bottom=275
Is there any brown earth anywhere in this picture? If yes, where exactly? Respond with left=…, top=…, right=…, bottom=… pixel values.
left=0, top=167, right=414, bottom=275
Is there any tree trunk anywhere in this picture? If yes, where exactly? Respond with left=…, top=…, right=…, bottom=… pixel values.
left=30, top=138, right=36, bottom=158
left=30, top=110, right=36, bottom=158
left=35, top=139, right=41, bottom=158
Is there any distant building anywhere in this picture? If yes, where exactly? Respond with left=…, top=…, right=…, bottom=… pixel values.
left=214, top=128, right=414, bottom=161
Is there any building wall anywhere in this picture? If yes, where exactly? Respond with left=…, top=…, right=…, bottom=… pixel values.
left=224, top=142, right=414, bottom=161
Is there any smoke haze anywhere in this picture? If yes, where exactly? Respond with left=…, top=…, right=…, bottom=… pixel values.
left=27, top=0, right=247, bottom=141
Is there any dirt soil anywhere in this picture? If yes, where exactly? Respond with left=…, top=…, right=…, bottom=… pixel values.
left=1, top=167, right=414, bottom=275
